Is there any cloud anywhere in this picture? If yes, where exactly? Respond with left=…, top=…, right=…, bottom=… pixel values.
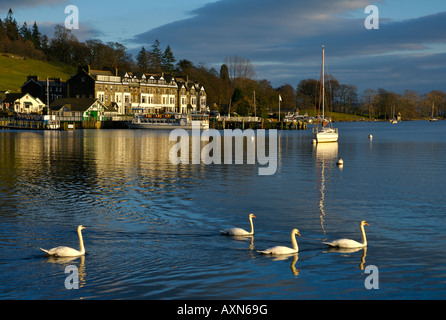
left=131, top=0, right=446, bottom=93
left=134, top=0, right=376, bottom=58
left=0, top=0, right=67, bottom=10
left=36, top=21, right=103, bottom=42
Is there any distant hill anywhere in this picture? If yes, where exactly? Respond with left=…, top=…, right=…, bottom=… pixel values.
left=0, top=53, right=76, bottom=92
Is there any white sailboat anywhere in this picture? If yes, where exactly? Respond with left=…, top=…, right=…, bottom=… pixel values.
left=313, top=45, right=338, bottom=143
left=390, top=105, right=398, bottom=124
left=429, top=102, right=439, bottom=122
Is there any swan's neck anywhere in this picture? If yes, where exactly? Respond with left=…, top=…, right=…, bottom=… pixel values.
left=360, top=224, right=367, bottom=246
left=78, top=229, right=85, bottom=254
left=249, top=217, right=254, bottom=234
left=291, top=232, right=299, bottom=251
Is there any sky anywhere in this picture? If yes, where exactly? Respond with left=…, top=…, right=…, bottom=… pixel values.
left=1, top=0, right=445, bottom=94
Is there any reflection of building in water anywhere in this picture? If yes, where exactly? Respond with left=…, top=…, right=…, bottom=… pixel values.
left=315, top=142, right=338, bottom=236
left=89, top=131, right=175, bottom=181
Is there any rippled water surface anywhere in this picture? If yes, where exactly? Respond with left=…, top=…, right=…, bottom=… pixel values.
left=1, top=121, right=446, bottom=299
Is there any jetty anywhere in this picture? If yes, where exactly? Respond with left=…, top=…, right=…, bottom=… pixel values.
left=0, top=117, right=128, bottom=130
left=210, top=116, right=307, bottom=130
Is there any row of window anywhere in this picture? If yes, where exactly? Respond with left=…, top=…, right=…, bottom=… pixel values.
left=97, top=93, right=180, bottom=105
left=96, top=85, right=178, bottom=95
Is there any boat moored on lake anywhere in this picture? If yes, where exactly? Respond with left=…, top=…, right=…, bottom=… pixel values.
left=128, top=113, right=209, bottom=130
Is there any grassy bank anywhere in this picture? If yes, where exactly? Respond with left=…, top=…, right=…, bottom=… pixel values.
left=299, top=108, right=367, bottom=122
left=0, top=53, right=76, bottom=92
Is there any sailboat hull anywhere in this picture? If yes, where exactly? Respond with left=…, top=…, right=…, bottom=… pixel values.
left=313, top=127, right=339, bottom=143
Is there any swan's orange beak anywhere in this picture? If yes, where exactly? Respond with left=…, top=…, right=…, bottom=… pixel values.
left=364, top=222, right=369, bottom=226
left=297, top=232, right=301, bottom=236
left=252, top=215, right=256, bottom=219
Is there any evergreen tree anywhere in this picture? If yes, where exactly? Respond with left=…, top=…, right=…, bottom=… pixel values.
left=136, top=46, right=148, bottom=72
left=19, top=22, right=32, bottom=41
left=4, top=9, right=21, bottom=41
left=220, top=64, right=230, bottom=82
left=161, top=45, right=176, bottom=73
left=148, top=39, right=162, bottom=72
left=177, top=59, right=194, bottom=74
left=31, top=22, right=41, bottom=49
left=0, top=19, right=5, bottom=39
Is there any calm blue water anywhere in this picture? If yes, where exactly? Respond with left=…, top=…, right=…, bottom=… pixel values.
left=0, top=121, right=445, bottom=300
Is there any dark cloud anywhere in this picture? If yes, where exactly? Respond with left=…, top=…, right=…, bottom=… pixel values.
left=0, top=0, right=67, bottom=9
left=132, top=0, right=445, bottom=93
left=36, top=21, right=103, bottom=42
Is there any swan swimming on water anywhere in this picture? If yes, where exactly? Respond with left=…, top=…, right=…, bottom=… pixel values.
left=323, top=220, right=369, bottom=248
left=221, top=213, right=256, bottom=236
left=40, top=225, right=86, bottom=257
left=258, top=228, right=301, bottom=255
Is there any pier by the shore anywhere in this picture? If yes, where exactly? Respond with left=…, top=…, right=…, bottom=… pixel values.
left=0, top=117, right=307, bottom=131
left=210, top=119, right=307, bottom=130
left=0, top=118, right=129, bottom=130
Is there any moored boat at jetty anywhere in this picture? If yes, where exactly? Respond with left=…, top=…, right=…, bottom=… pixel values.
left=127, top=113, right=209, bottom=130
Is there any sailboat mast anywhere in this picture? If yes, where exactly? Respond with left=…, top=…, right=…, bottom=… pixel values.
left=322, top=45, right=325, bottom=121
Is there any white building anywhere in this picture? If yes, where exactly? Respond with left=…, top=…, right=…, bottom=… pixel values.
left=13, top=94, right=45, bottom=114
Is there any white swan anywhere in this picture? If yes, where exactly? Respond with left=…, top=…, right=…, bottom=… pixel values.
left=41, top=225, right=86, bottom=257
left=221, top=213, right=256, bottom=236
left=323, top=220, right=369, bottom=248
left=258, top=228, right=300, bottom=255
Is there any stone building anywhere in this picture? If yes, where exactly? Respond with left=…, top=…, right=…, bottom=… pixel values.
left=67, top=66, right=207, bottom=115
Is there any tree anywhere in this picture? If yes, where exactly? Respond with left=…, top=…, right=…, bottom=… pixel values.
left=257, top=79, right=277, bottom=118
left=31, top=22, right=41, bottom=50
left=361, top=88, right=377, bottom=120
left=375, top=88, right=400, bottom=120
left=50, top=25, right=78, bottom=64
left=424, top=90, right=446, bottom=118
left=4, top=9, right=21, bottom=41
left=161, top=45, right=176, bottom=73
left=400, top=90, right=419, bottom=119
left=177, top=59, right=194, bottom=74
left=106, top=42, right=133, bottom=70
left=19, top=22, right=32, bottom=41
left=148, top=39, right=162, bottom=72
left=219, top=64, right=229, bottom=82
left=136, top=46, right=148, bottom=72
left=277, top=84, right=296, bottom=112
left=338, top=84, right=358, bottom=113
left=324, top=74, right=340, bottom=113
left=225, top=56, right=256, bottom=91
left=296, top=79, right=319, bottom=111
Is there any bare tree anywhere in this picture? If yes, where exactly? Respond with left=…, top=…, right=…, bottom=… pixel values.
left=361, top=88, right=377, bottom=120
left=225, top=56, right=256, bottom=85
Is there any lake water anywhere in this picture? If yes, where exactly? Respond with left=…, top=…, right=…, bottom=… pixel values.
left=1, top=121, right=445, bottom=300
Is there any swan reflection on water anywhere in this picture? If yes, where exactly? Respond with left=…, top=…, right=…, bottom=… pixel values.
left=45, top=254, right=87, bottom=289
left=259, top=252, right=300, bottom=276
left=230, top=235, right=255, bottom=251
left=323, top=246, right=368, bottom=270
